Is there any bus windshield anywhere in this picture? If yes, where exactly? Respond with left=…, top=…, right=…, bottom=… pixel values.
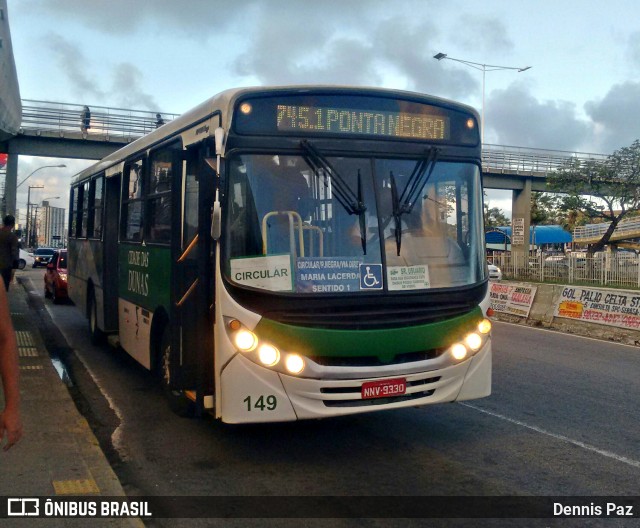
left=224, top=153, right=486, bottom=293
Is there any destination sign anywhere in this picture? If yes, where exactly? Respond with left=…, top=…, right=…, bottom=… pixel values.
left=233, top=93, right=479, bottom=145
left=276, top=105, right=449, bottom=140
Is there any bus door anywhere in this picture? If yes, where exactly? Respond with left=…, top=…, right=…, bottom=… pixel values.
left=102, top=173, right=120, bottom=332
left=169, top=146, right=215, bottom=415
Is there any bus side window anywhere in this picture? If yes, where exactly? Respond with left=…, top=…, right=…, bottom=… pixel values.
left=147, top=142, right=180, bottom=244
left=122, top=159, right=145, bottom=242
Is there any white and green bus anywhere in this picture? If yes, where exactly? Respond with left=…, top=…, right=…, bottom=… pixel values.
left=68, top=86, right=492, bottom=423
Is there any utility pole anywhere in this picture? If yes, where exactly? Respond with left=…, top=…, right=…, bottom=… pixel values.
left=26, top=185, right=43, bottom=249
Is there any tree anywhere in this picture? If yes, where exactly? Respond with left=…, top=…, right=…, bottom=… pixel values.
left=531, top=192, right=560, bottom=225
left=484, top=204, right=509, bottom=229
left=547, top=139, right=640, bottom=254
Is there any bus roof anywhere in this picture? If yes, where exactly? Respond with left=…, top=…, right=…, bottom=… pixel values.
left=70, top=85, right=479, bottom=186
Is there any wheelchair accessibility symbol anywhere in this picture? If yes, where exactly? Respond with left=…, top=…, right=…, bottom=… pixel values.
left=359, top=264, right=383, bottom=290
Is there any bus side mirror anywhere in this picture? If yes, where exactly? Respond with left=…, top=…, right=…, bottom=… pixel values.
left=211, top=200, right=221, bottom=240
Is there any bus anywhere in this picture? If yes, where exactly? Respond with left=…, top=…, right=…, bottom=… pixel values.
left=68, top=86, right=492, bottom=423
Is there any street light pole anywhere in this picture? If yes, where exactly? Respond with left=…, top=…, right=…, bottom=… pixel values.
left=433, top=53, right=531, bottom=142
left=17, top=164, right=66, bottom=189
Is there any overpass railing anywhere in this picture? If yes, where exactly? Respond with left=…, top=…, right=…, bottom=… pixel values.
left=20, top=100, right=179, bottom=138
left=482, top=143, right=608, bottom=176
left=574, top=217, right=640, bottom=242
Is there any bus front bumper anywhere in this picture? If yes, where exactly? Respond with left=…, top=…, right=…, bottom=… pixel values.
left=219, top=339, right=491, bottom=423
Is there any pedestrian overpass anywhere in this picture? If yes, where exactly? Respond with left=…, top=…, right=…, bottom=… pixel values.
left=573, top=217, right=640, bottom=249
left=0, top=99, right=613, bottom=258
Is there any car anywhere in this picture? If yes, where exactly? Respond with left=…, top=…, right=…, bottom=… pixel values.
left=44, top=250, right=68, bottom=304
left=488, top=262, right=502, bottom=281
left=32, top=247, right=56, bottom=268
left=18, top=249, right=34, bottom=270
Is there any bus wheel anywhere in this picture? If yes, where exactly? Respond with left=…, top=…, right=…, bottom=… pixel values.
left=159, top=328, right=193, bottom=418
left=88, top=290, right=105, bottom=345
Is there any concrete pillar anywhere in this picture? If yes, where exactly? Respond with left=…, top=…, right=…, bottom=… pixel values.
left=511, top=178, right=532, bottom=269
left=4, top=152, right=18, bottom=218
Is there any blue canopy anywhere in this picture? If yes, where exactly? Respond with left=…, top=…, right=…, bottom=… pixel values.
left=486, top=225, right=572, bottom=244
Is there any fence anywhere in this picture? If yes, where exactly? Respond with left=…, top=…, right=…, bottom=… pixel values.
left=489, top=251, right=640, bottom=289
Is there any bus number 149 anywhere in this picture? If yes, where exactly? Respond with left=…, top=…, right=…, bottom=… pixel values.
left=243, top=395, right=278, bottom=411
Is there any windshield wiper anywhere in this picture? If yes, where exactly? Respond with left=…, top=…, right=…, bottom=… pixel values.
left=300, top=140, right=369, bottom=254
left=389, top=147, right=439, bottom=256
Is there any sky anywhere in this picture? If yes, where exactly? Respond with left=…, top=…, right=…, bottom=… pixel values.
left=7, top=0, right=640, bottom=219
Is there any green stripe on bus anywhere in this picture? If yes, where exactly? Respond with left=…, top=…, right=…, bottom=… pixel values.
left=254, top=307, right=483, bottom=363
left=118, top=244, right=171, bottom=310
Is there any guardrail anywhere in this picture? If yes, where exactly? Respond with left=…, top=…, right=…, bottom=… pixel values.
left=20, top=100, right=179, bottom=138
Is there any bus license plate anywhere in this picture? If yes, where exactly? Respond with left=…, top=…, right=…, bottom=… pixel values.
left=361, top=378, right=406, bottom=399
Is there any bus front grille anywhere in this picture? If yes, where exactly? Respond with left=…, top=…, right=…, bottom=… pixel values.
left=265, top=303, right=473, bottom=329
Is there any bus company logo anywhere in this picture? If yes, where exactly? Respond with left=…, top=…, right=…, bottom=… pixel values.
left=195, top=124, right=210, bottom=135
left=7, top=498, right=40, bottom=516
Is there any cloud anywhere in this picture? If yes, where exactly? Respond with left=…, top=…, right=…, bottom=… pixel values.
left=23, top=0, right=245, bottom=36
left=585, top=81, right=640, bottom=153
left=455, top=15, right=514, bottom=54
left=485, top=83, right=590, bottom=151
left=110, top=64, right=159, bottom=111
left=45, top=33, right=106, bottom=99
left=628, top=31, right=640, bottom=71
left=42, top=33, right=158, bottom=110
left=232, top=9, right=478, bottom=100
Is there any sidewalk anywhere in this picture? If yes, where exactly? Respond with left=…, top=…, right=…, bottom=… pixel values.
left=0, top=279, right=143, bottom=527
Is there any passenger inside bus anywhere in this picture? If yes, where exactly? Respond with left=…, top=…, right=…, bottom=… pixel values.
left=257, top=156, right=311, bottom=257
left=227, top=155, right=311, bottom=258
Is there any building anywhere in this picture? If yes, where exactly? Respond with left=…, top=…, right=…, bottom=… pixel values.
left=486, top=225, right=572, bottom=253
left=38, top=201, right=65, bottom=248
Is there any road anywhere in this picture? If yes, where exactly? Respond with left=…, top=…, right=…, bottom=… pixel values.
left=17, top=267, right=640, bottom=527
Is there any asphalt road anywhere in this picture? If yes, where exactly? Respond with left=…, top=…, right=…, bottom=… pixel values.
left=17, top=268, right=640, bottom=527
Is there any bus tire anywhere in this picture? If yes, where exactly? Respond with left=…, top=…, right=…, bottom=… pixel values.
left=88, top=289, right=105, bottom=345
left=158, top=327, right=194, bottom=418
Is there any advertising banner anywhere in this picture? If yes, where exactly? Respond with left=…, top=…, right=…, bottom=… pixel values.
left=490, top=283, right=537, bottom=317
left=554, top=285, right=640, bottom=330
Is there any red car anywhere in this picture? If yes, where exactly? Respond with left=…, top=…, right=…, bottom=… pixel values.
left=44, top=250, right=68, bottom=304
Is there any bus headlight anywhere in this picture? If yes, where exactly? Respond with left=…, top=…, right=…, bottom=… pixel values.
left=226, top=318, right=306, bottom=375
left=478, top=318, right=492, bottom=334
left=257, top=344, right=280, bottom=367
left=450, top=343, right=468, bottom=361
left=285, top=354, right=305, bottom=374
left=234, top=329, right=258, bottom=352
left=464, top=332, right=483, bottom=351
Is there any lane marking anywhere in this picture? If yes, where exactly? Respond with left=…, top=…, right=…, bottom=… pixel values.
left=492, top=320, right=640, bottom=350
left=460, top=402, right=640, bottom=470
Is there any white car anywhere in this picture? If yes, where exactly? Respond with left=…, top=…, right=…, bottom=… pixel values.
left=18, top=249, right=34, bottom=270
left=488, top=263, right=502, bottom=281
